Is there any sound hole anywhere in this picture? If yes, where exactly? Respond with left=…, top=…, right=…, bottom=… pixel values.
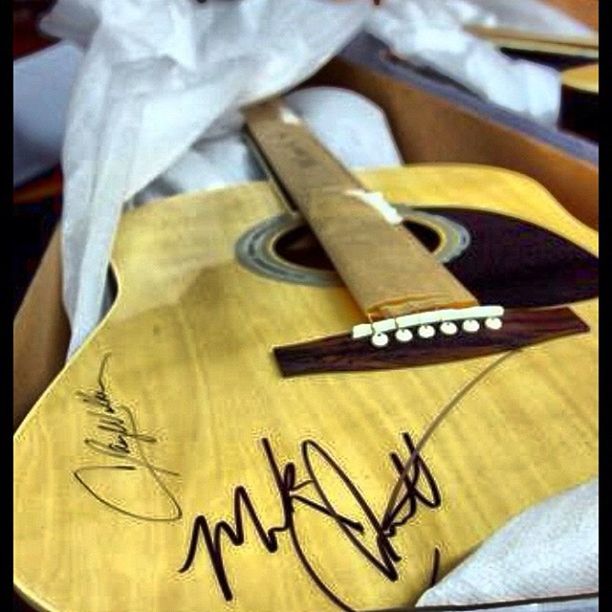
left=273, top=221, right=441, bottom=271
left=403, top=220, right=441, bottom=252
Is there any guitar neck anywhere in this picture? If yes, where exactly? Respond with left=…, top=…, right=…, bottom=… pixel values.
left=243, top=102, right=363, bottom=207
left=243, top=100, right=477, bottom=320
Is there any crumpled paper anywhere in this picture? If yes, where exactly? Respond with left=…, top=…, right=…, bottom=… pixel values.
left=40, top=0, right=372, bottom=355
left=135, top=86, right=404, bottom=206
left=417, top=478, right=599, bottom=606
left=366, top=0, right=593, bottom=126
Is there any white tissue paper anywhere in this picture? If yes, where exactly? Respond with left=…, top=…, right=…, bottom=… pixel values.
left=40, top=0, right=372, bottom=356
left=135, top=86, right=404, bottom=206
left=417, top=478, right=599, bottom=606
left=285, top=86, right=404, bottom=170
left=365, top=0, right=594, bottom=125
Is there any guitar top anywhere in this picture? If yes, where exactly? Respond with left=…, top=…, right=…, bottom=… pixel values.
left=14, top=164, right=597, bottom=611
left=562, top=63, right=599, bottom=94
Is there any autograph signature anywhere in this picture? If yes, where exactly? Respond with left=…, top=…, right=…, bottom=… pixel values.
left=72, top=348, right=514, bottom=610
left=179, top=433, right=441, bottom=611
left=179, top=351, right=517, bottom=610
left=73, top=353, right=182, bottom=522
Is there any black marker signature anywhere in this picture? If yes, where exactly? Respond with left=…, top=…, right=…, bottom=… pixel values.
left=178, top=350, right=518, bottom=609
left=179, top=433, right=441, bottom=611
left=73, top=353, right=182, bottom=522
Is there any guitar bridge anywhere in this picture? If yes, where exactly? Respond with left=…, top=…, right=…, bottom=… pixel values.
left=274, top=307, right=588, bottom=377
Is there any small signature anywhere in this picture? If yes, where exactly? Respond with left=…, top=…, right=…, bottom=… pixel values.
left=73, top=354, right=182, bottom=522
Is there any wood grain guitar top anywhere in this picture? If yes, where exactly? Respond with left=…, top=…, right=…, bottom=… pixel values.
left=14, top=164, right=598, bottom=612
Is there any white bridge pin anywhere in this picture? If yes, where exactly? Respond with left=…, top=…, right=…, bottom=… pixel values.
left=462, top=319, right=480, bottom=333
left=371, top=332, right=390, bottom=348
left=418, top=324, right=436, bottom=339
left=351, top=304, right=504, bottom=346
left=395, top=328, right=413, bottom=343
left=485, top=317, right=503, bottom=330
left=440, top=321, right=458, bottom=336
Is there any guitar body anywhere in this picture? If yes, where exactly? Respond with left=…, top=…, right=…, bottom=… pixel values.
left=14, top=165, right=598, bottom=612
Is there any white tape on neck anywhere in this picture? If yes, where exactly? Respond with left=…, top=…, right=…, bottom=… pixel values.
left=346, top=189, right=403, bottom=225
left=278, top=106, right=302, bottom=125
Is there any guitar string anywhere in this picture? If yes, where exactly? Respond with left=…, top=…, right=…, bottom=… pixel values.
left=382, top=349, right=519, bottom=527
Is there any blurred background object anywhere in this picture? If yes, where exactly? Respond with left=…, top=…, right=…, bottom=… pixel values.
left=544, top=0, right=598, bottom=30
left=13, top=0, right=63, bottom=315
left=13, top=0, right=56, bottom=57
left=560, top=63, right=598, bottom=141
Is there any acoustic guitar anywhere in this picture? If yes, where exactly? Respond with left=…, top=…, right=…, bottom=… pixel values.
left=560, top=63, right=598, bottom=142
left=465, top=25, right=598, bottom=69
left=14, top=100, right=598, bottom=611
